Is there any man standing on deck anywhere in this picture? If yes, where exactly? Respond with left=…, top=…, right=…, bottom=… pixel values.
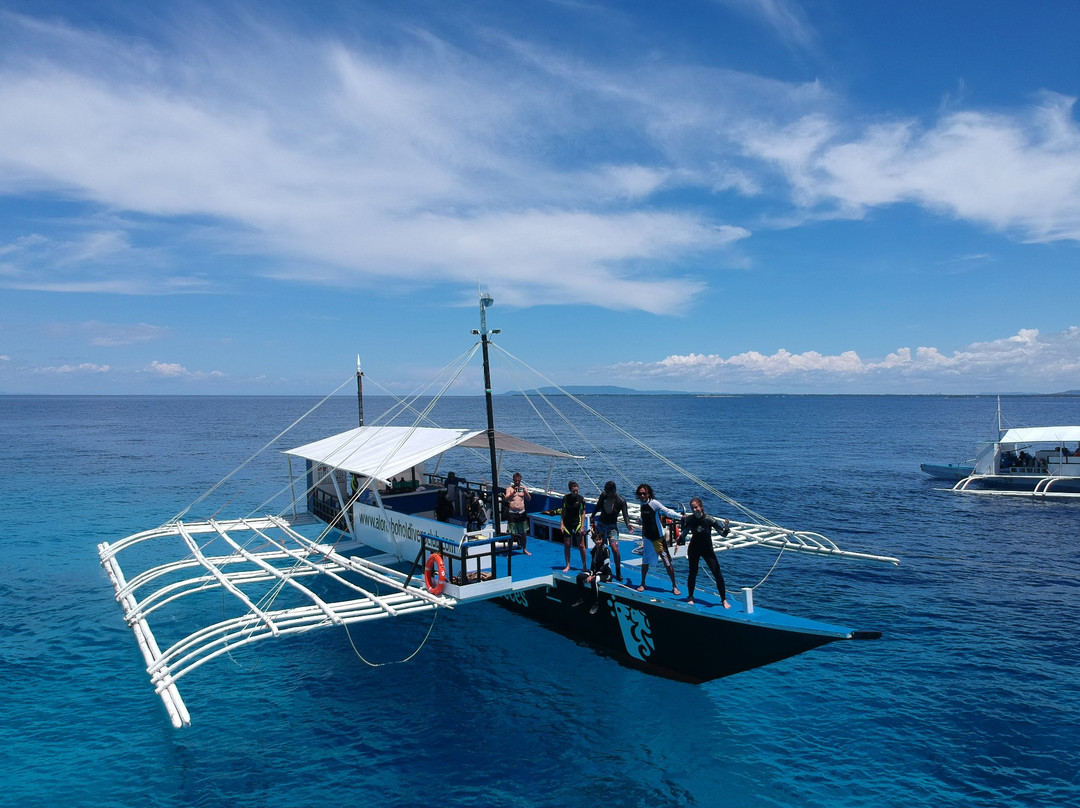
left=591, top=480, right=634, bottom=583
left=560, top=480, right=588, bottom=571
left=504, top=472, right=531, bottom=555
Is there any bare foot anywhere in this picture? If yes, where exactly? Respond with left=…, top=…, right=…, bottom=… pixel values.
left=523, top=549, right=532, bottom=556
left=686, top=598, right=695, bottom=605
left=635, top=585, right=645, bottom=592
left=672, top=587, right=681, bottom=596
left=561, top=565, right=570, bottom=572
left=722, top=599, right=731, bottom=609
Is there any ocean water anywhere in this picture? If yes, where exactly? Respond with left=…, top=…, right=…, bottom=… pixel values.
left=2, top=392, right=1079, bottom=808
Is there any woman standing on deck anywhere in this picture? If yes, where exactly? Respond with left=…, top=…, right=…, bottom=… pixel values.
left=560, top=480, right=588, bottom=572
left=634, top=483, right=682, bottom=595
left=680, top=497, right=731, bottom=607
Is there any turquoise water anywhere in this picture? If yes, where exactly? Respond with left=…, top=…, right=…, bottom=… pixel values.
left=2, top=393, right=1079, bottom=807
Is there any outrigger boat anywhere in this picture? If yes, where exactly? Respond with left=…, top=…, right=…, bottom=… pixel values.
left=950, top=399, right=1080, bottom=498
left=99, top=292, right=899, bottom=729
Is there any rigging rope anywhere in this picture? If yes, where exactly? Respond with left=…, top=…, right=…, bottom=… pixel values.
left=168, top=371, right=358, bottom=526
left=490, top=342, right=779, bottom=527
left=342, top=608, right=440, bottom=667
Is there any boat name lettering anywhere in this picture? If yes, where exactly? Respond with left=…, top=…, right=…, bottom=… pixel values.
left=354, top=507, right=459, bottom=546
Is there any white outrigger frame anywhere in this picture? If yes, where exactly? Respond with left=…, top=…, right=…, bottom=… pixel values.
left=98, top=515, right=460, bottom=728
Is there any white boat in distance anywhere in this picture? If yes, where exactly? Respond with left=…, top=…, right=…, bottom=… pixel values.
left=950, top=399, right=1080, bottom=498
left=99, top=291, right=899, bottom=729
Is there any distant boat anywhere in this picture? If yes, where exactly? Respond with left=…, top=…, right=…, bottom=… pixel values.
left=920, top=462, right=975, bottom=480
left=950, top=399, right=1080, bottom=498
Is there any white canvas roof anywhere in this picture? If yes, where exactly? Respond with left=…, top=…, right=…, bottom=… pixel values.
left=284, top=425, right=581, bottom=480
left=998, top=426, right=1080, bottom=444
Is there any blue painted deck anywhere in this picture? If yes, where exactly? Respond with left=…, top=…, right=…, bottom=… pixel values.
left=499, top=516, right=857, bottom=639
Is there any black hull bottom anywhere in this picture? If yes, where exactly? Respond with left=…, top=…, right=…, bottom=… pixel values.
left=495, top=579, right=841, bottom=682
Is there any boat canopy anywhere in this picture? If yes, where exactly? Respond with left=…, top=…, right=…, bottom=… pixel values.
left=998, top=426, right=1080, bottom=445
left=284, top=425, right=581, bottom=480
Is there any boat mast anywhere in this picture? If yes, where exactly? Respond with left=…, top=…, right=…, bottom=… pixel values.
left=356, top=355, right=365, bottom=427
left=474, top=289, right=502, bottom=534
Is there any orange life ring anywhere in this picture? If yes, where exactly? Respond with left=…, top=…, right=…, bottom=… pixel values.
left=423, top=553, right=446, bottom=595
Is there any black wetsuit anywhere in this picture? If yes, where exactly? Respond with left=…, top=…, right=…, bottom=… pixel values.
left=679, top=512, right=730, bottom=600
left=575, top=543, right=613, bottom=601
left=466, top=498, right=487, bottom=531
left=593, top=492, right=629, bottom=528
left=592, top=492, right=630, bottom=578
left=561, top=491, right=586, bottom=535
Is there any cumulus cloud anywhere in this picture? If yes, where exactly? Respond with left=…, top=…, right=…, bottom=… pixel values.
left=609, top=327, right=1080, bottom=392
left=145, top=360, right=224, bottom=380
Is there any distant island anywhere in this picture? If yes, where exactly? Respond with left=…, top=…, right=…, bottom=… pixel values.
left=498, top=387, right=1080, bottom=397
left=500, top=385, right=694, bottom=396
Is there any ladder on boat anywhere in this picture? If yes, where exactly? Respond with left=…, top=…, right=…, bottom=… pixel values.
left=98, top=515, right=459, bottom=728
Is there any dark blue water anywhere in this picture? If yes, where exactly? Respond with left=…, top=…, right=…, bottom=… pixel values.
left=2, top=394, right=1079, bottom=807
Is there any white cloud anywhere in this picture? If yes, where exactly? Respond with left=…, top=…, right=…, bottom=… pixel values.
left=145, top=360, right=224, bottom=380
left=0, top=8, right=1077, bottom=316
left=609, top=327, right=1080, bottom=392
left=33, top=362, right=111, bottom=374
left=711, top=0, right=817, bottom=50
left=0, top=15, right=747, bottom=310
left=740, top=93, right=1080, bottom=240
left=0, top=231, right=208, bottom=294
left=83, top=321, right=168, bottom=347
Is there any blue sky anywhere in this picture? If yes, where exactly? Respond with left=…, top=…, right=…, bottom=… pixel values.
left=1, top=0, right=1078, bottom=395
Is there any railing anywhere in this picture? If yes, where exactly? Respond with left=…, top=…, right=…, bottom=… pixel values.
left=310, top=488, right=349, bottom=531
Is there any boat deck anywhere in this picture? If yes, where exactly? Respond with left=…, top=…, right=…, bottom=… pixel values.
left=501, top=531, right=737, bottom=608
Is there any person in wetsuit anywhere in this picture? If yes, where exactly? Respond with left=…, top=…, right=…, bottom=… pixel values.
left=572, top=530, right=613, bottom=614
left=634, top=483, right=682, bottom=595
left=680, top=497, right=731, bottom=607
left=465, top=492, right=487, bottom=532
left=591, top=480, right=635, bottom=583
left=560, top=480, right=588, bottom=571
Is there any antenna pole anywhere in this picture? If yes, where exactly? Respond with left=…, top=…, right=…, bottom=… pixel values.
left=356, top=355, right=365, bottom=427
